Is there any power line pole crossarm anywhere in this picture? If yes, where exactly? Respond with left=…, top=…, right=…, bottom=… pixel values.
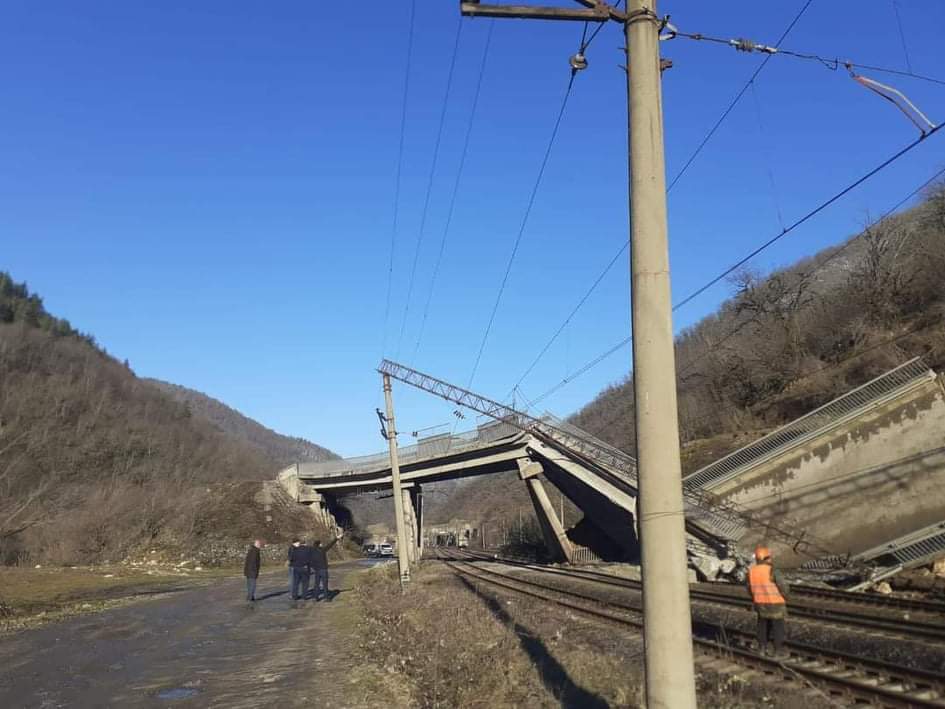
left=457, top=2, right=697, bottom=707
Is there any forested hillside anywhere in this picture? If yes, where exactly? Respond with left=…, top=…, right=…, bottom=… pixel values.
left=0, top=274, right=334, bottom=565
left=146, top=379, right=338, bottom=467
left=432, top=183, right=945, bottom=526
left=571, top=183, right=945, bottom=467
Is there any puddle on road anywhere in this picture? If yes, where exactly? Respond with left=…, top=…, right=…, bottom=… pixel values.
left=156, top=687, right=200, bottom=700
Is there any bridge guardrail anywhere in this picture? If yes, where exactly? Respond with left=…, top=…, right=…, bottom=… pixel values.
left=297, top=420, right=522, bottom=479
left=684, top=357, right=934, bottom=492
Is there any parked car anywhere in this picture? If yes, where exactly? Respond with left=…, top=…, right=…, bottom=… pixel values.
left=379, top=543, right=394, bottom=557
left=362, top=543, right=378, bottom=556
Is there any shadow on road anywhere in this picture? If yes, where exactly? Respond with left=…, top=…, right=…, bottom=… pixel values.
left=255, top=589, right=290, bottom=601
left=457, top=575, right=609, bottom=709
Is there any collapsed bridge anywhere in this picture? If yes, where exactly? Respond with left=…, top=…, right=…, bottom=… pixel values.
left=277, top=357, right=945, bottom=583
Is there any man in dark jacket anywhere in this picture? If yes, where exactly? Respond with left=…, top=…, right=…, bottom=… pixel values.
left=243, top=539, right=263, bottom=601
left=309, top=529, right=344, bottom=602
left=288, top=539, right=308, bottom=600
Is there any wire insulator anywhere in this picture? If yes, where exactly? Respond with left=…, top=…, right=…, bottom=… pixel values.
left=731, top=38, right=778, bottom=54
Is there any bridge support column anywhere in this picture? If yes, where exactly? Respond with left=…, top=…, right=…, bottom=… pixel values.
left=321, top=501, right=337, bottom=533
left=414, top=486, right=424, bottom=557
left=518, top=459, right=574, bottom=564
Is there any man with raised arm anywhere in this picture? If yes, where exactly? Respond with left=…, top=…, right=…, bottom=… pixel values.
left=309, top=528, right=344, bottom=602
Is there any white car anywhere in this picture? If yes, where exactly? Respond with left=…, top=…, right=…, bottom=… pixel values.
left=379, top=543, right=394, bottom=557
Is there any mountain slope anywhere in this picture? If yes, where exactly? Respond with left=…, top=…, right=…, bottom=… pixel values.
left=429, top=183, right=945, bottom=529
left=145, top=379, right=338, bottom=467
left=0, top=272, right=337, bottom=565
left=570, top=183, right=945, bottom=460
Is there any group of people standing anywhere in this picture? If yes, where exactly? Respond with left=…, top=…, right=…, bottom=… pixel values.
left=241, top=530, right=344, bottom=602
left=288, top=532, right=343, bottom=601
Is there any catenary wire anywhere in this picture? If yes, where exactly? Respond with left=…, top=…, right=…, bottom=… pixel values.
left=891, top=0, right=913, bottom=74
left=749, top=80, right=786, bottom=232
left=382, top=0, right=417, bottom=356
left=524, top=129, right=944, bottom=406
left=666, top=0, right=816, bottom=193
left=508, top=0, right=815, bottom=390
left=395, top=19, right=465, bottom=359
left=674, top=161, right=945, bottom=380
left=671, top=122, right=942, bottom=314
left=412, top=21, right=495, bottom=362
left=669, top=29, right=945, bottom=87
left=465, top=70, right=577, bottom=388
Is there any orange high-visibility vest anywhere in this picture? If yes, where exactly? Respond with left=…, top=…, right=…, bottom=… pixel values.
left=748, top=563, right=785, bottom=605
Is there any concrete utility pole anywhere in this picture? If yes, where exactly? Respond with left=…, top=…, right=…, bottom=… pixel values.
left=624, top=2, right=698, bottom=706
left=382, top=373, right=411, bottom=588
left=459, top=2, right=696, bottom=706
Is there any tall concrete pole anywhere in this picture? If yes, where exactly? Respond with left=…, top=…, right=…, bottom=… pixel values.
left=625, top=2, right=697, bottom=707
left=382, top=372, right=411, bottom=587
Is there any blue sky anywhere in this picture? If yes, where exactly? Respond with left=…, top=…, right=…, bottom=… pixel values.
left=2, top=1, right=943, bottom=458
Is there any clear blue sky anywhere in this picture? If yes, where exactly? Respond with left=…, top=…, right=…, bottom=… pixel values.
left=3, top=1, right=943, bottom=458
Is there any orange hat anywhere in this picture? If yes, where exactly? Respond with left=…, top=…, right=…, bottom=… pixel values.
left=754, top=546, right=771, bottom=562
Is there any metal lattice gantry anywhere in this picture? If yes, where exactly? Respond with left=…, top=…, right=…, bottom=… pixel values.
left=377, top=359, right=841, bottom=553
left=379, top=358, right=640, bottom=482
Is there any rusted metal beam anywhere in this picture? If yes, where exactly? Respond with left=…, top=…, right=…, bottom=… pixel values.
left=460, top=2, right=609, bottom=22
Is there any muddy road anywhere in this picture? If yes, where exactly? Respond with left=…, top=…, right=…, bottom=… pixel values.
left=0, top=561, right=380, bottom=708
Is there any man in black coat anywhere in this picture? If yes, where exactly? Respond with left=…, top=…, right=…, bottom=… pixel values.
left=287, top=539, right=309, bottom=600
left=243, top=539, right=263, bottom=601
left=310, top=529, right=344, bottom=602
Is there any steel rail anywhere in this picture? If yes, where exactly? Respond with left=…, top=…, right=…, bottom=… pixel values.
left=453, top=547, right=945, bottom=617
left=790, top=583, right=945, bottom=616
left=449, top=548, right=945, bottom=641
left=438, top=549, right=945, bottom=707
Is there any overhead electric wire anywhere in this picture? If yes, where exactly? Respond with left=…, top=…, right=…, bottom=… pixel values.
left=530, top=335, right=631, bottom=407
left=514, top=244, right=626, bottom=390
left=395, top=19, right=465, bottom=359
left=507, top=0, right=815, bottom=390
left=465, top=70, right=578, bottom=388
left=891, top=0, right=913, bottom=74
left=381, top=0, right=417, bottom=356
left=412, top=21, right=495, bottom=362
left=749, top=81, right=786, bottom=232
left=671, top=121, right=943, bottom=313
left=667, top=0, right=816, bottom=193
left=669, top=29, right=945, bottom=87
left=674, top=160, right=945, bottom=379
left=525, top=124, right=944, bottom=406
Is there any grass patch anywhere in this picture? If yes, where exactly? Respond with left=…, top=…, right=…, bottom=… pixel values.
left=0, top=564, right=237, bottom=633
left=355, top=562, right=561, bottom=708
left=353, top=561, right=840, bottom=708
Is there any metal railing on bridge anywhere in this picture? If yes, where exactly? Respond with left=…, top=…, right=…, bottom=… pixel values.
left=297, top=419, right=522, bottom=479
left=803, top=519, right=945, bottom=589
left=378, top=359, right=759, bottom=547
left=684, top=357, right=936, bottom=492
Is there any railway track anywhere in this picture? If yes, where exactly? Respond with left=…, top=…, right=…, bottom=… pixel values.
left=446, top=548, right=945, bottom=643
left=447, top=548, right=945, bottom=617
left=787, top=582, right=945, bottom=617
left=436, top=548, right=945, bottom=707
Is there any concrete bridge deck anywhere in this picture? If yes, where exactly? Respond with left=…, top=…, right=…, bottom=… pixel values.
left=279, top=357, right=945, bottom=578
left=684, top=358, right=945, bottom=569
left=279, top=419, right=737, bottom=571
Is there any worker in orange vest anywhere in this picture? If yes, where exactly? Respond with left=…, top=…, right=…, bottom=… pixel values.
left=747, top=545, right=789, bottom=658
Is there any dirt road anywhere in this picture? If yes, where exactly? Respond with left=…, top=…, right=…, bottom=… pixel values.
left=0, top=561, right=380, bottom=708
